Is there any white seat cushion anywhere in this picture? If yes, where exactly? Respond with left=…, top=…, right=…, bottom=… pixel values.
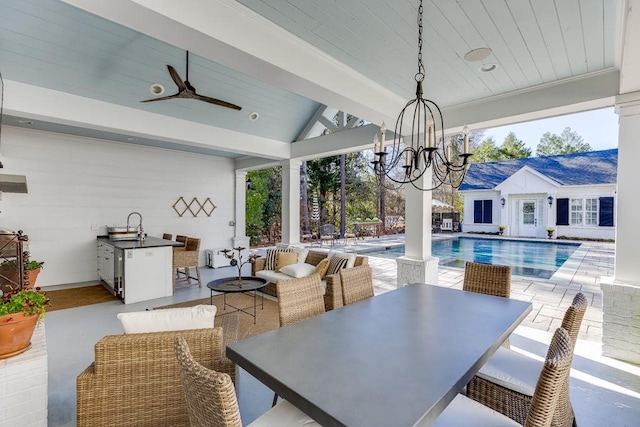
left=475, top=346, right=541, bottom=396
left=429, top=394, right=521, bottom=427
left=117, top=304, right=216, bottom=333
left=247, top=399, right=320, bottom=426
left=256, top=269, right=327, bottom=294
left=279, top=263, right=317, bottom=278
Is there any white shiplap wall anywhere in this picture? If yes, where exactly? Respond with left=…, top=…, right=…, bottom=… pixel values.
left=0, top=126, right=237, bottom=288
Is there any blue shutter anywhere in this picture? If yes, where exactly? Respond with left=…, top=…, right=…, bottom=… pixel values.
left=599, top=197, right=614, bottom=226
left=483, top=200, right=493, bottom=224
left=474, top=200, right=482, bottom=223
left=557, top=198, right=569, bottom=226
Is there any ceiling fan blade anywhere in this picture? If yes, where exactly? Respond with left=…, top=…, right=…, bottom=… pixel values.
left=140, top=93, right=181, bottom=103
left=167, top=65, right=187, bottom=92
left=193, top=93, right=242, bottom=110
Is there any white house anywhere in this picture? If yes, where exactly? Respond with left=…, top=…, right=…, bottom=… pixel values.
left=460, top=149, right=617, bottom=240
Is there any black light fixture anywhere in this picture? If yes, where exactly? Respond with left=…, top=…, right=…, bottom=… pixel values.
left=372, top=0, right=471, bottom=191
left=246, top=177, right=253, bottom=190
left=547, top=195, right=553, bottom=207
left=501, top=197, right=505, bottom=207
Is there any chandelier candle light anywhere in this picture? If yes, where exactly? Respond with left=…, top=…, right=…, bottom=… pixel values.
left=220, top=247, right=260, bottom=287
left=373, top=0, right=472, bottom=191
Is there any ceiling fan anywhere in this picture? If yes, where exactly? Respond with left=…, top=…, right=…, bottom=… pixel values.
left=141, top=51, right=242, bottom=111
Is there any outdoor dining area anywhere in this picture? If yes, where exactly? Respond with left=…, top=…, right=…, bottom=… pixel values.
left=74, top=253, right=589, bottom=427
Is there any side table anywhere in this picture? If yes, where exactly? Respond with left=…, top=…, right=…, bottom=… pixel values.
left=207, top=276, right=268, bottom=324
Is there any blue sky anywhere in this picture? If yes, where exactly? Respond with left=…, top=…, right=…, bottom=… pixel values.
left=482, top=107, right=618, bottom=153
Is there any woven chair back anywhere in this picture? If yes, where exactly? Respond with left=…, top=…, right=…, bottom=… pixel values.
left=185, top=237, right=200, bottom=252
left=174, top=337, right=242, bottom=427
left=276, top=273, right=325, bottom=327
left=176, top=235, right=188, bottom=244
left=463, top=261, right=511, bottom=298
left=340, top=265, right=374, bottom=305
left=525, top=327, right=574, bottom=427
left=162, top=233, right=173, bottom=240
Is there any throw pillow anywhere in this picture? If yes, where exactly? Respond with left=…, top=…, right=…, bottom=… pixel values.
left=279, top=263, right=317, bottom=278
left=276, top=252, right=299, bottom=272
left=117, top=305, right=217, bottom=334
left=265, top=248, right=294, bottom=270
left=314, top=258, right=330, bottom=279
left=327, top=251, right=357, bottom=268
left=287, top=245, right=310, bottom=263
left=326, top=255, right=351, bottom=276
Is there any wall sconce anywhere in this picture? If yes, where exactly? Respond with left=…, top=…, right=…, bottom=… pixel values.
left=547, top=195, right=553, bottom=207
left=500, top=197, right=505, bottom=207
left=246, top=177, right=253, bottom=190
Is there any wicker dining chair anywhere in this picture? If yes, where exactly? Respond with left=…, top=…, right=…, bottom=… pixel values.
left=466, top=293, right=587, bottom=427
left=433, top=327, right=574, bottom=427
left=173, top=237, right=201, bottom=291
left=463, top=261, right=511, bottom=298
left=276, top=273, right=325, bottom=327
left=340, top=265, right=374, bottom=306
left=463, top=261, right=512, bottom=348
left=174, top=337, right=320, bottom=427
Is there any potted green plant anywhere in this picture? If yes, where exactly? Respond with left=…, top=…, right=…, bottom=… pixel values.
left=0, top=259, right=44, bottom=291
left=0, top=287, right=50, bottom=359
left=546, top=227, right=555, bottom=239
left=498, top=225, right=506, bottom=236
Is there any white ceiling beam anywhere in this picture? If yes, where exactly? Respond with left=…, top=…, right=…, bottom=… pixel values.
left=291, top=124, right=384, bottom=161
left=4, top=80, right=290, bottom=159
left=443, top=70, right=619, bottom=133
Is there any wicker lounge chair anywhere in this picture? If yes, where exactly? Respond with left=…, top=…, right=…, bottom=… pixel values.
left=433, top=327, right=574, bottom=427
left=77, top=316, right=238, bottom=427
left=340, top=265, right=374, bottom=305
left=174, top=336, right=320, bottom=427
left=465, top=293, right=587, bottom=426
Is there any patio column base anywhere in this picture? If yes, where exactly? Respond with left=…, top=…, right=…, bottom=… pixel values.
left=600, top=276, right=640, bottom=364
left=396, top=256, right=439, bottom=288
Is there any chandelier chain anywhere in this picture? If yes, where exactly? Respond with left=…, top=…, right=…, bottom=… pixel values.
left=417, top=0, right=425, bottom=82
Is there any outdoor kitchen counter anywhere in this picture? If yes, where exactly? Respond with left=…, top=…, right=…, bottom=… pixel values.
left=97, top=237, right=183, bottom=304
left=97, top=236, right=184, bottom=249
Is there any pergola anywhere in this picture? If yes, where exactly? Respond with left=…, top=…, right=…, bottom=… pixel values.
left=2, top=0, right=639, bottom=363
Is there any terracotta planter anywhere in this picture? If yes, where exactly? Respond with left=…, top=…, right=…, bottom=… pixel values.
left=0, top=312, right=39, bottom=359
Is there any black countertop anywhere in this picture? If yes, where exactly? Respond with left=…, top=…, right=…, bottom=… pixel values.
left=97, top=236, right=184, bottom=249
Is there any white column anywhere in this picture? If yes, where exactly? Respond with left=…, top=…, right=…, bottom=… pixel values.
left=601, top=92, right=640, bottom=364
left=281, top=159, right=301, bottom=246
left=396, top=167, right=439, bottom=287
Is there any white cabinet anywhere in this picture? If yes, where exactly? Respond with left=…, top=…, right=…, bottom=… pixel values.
left=122, top=246, right=172, bottom=304
left=97, top=241, right=115, bottom=288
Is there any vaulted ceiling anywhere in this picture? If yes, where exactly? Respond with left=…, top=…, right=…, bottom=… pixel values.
left=0, top=0, right=632, bottom=167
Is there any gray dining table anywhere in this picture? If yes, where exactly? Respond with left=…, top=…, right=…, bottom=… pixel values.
left=227, top=283, right=532, bottom=427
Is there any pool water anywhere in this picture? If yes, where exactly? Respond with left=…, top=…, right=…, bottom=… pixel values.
left=363, top=237, right=580, bottom=279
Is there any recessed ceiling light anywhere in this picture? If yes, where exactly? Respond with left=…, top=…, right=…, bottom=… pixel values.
left=480, top=64, right=498, bottom=72
left=18, top=120, right=34, bottom=125
left=248, top=112, right=260, bottom=121
left=464, top=47, right=493, bottom=62
left=149, top=83, right=165, bottom=96
left=127, top=137, right=138, bottom=141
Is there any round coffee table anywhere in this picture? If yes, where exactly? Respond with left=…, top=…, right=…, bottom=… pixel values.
left=207, top=276, right=268, bottom=324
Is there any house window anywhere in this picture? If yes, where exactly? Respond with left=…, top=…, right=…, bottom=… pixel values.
left=585, top=198, right=598, bottom=225
left=473, top=200, right=493, bottom=224
left=570, top=199, right=583, bottom=225
left=599, top=197, right=614, bottom=226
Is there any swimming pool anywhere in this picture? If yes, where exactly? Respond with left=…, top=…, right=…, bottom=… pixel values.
left=362, top=237, right=580, bottom=279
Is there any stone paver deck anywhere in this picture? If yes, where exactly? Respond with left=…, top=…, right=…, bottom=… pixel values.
left=314, top=233, right=613, bottom=343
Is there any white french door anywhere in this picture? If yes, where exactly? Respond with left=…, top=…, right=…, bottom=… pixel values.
left=519, top=200, right=538, bottom=237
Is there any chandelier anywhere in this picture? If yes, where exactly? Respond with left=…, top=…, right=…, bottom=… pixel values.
left=372, top=0, right=472, bottom=191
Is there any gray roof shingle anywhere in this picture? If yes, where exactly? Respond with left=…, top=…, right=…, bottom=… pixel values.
left=459, top=149, right=618, bottom=190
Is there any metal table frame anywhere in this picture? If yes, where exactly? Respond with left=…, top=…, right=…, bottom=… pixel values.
left=207, top=276, right=267, bottom=324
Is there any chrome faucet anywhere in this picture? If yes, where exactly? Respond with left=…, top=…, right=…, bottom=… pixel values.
left=127, top=212, right=144, bottom=240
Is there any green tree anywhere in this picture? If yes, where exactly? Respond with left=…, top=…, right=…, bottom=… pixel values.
left=472, top=137, right=501, bottom=162
left=536, top=127, right=591, bottom=156
left=246, top=167, right=282, bottom=245
left=499, top=132, right=531, bottom=159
